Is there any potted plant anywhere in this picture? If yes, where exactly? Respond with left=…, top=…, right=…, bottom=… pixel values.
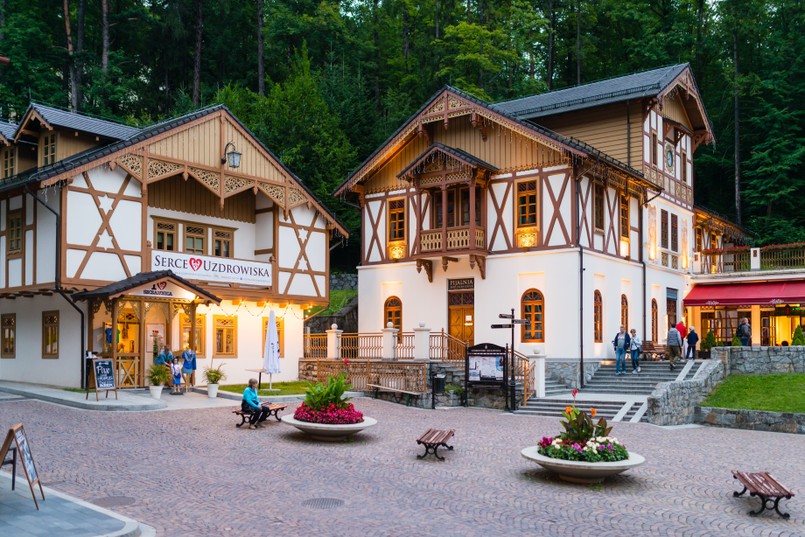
left=521, top=389, right=645, bottom=483
left=444, top=383, right=464, bottom=405
left=281, top=373, right=376, bottom=441
left=699, top=330, right=716, bottom=359
left=203, top=364, right=226, bottom=398
left=147, top=364, right=171, bottom=399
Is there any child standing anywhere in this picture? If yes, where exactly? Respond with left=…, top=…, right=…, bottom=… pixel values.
left=171, top=356, right=184, bottom=394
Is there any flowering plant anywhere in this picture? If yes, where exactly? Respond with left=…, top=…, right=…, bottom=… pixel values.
left=293, top=373, right=364, bottom=424
left=537, top=389, right=629, bottom=462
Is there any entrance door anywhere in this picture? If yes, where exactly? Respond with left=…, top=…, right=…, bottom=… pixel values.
left=448, top=291, right=474, bottom=345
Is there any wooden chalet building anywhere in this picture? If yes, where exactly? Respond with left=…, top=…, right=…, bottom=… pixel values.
left=0, top=103, right=346, bottom=388
left=335, top=64, right=755, bottom=362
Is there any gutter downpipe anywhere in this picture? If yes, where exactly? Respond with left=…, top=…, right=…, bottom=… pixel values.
left=25, top=185, right=87, bottom=389
left=575, top=165, right=585, bottom=389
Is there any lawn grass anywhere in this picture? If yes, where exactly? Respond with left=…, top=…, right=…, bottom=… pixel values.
left=701, top=373, right=805, bottom=413
left=306, top=289, right=358, bottom=317
left=220, top=380, right=310, bottom=397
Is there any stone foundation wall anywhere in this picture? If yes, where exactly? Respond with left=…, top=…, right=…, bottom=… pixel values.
left=330, top=273, right=358, bottom=290
left=646, top=359, right=724, bottom=426
left=714, top=346, right=805, bottom=375
left=695, top=406, right=805, bottom=434
left=546, top=359, right=602, bottom=389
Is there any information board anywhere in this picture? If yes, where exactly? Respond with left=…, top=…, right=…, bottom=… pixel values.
left=466, top=342, right=506, bottom=385
left=0, top=423, right=44, bottom=510
left=86, top=358, right=118, bottom=401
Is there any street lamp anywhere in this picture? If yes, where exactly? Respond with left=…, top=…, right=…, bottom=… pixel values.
left=222, top=142, right=241, bottom=168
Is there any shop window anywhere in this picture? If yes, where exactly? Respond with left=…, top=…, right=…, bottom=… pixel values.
left=2, top=147, right=14, bottom=179
left=42, top=133, right=57, bottom=166
left=517, top=181, right=537, bottom=227
left=6, top=209, right=23, bottom=258
left=388, top=199, right=405, bottom=241
left=213, top=228, right=233, bottom=258
left=621, top=295, right=629, bottom=328
left=593, top=184, right=604, bottom=231
left=651, top=299, right=658, bottom=342
left=213, top=315, right=237, bottom=357
left=42, top=310, right=59, bottom=358
left=180, top=314, right=206, bottom=357
left=155, top=220, right=177, bottom=251
left=521, top=289, right=544, bottom=342
left=1, top=314, right=15, bottom=358
left=185, top=225, right=206, bottom=255
left=262, top=315, right=284, bottom=356
left=620, top=195, right=629, bottom=239
left=593, top=290, right=602, bottom=342
left=671, top=214, right=678, bottom=252
left=661, top=210, right=669, bottom=249
left=384, top=296, right=402, bottom=332
left=695, top=228, right=702, bottom=252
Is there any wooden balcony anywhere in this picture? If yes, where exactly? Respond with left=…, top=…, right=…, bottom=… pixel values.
left=420, top=226, right=486, bottom=253
left=693, top=244, right=805, bottom=275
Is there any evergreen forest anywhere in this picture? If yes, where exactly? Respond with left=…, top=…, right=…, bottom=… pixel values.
left=0, top=0, right=803, bottom=268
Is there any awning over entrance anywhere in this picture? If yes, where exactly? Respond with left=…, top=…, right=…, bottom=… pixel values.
left=72, top=270, right=221, bottom=303
left=683, top=281, right=805, bottom=307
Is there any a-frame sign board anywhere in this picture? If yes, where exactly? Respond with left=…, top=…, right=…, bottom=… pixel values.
left=86, top=358, right=118, bottom=401
left=0, top=423, right=45, bottom=510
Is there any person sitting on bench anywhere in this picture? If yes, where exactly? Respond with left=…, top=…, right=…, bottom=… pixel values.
left=242, top=379, right=269, bottom=429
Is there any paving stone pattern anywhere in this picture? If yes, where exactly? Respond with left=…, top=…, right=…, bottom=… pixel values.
left=0, top=398, right=803, bottom=537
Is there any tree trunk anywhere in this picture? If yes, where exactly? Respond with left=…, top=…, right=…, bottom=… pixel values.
left=192, top=0, right=203, bottom=106
left=402, top=8, right=410, bottom=73
left=547, top=0, right=554, bottom=89
left=372, top=0, right=381, bottom=110
left=257, top=0, right=264, bottom=95
left=75, top=0, right=85, bottom=104
left=733, top=31, right=741, bottom=225
left=695, top=0, right=704, bottom=75
left=576, top=0, right=581, bottom=85
left=101, top=0, right=108, bottom=74
left=63, top=0, right=79, bottom=110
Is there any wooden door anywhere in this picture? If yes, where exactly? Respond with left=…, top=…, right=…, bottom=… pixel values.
left=449, top=305, right=474, bottom=346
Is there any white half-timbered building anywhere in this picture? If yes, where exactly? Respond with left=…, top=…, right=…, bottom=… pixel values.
left=0, top=103, right=346, bottom=388
left=335, top=64, right=735, bottom=363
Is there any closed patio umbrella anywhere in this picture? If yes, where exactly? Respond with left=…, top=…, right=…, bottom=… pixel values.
left=262, top=310, right=281, bottom=390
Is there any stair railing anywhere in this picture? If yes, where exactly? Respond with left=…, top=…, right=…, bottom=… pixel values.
left=512, top=349, right=535, bottom=405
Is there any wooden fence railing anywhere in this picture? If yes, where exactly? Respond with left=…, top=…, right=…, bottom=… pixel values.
left=303, top=334, right=327, bottom=358
left=428, top=331, right=468, bottom=361
left=340, top=333, right=382, bottom=359
left=513, top=350, right=535, bottom=405
left=316, top=360, right=427, bottom=393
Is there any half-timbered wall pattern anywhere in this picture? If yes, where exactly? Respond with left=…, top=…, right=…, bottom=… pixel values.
left=276, top=205, right=328, bottom=301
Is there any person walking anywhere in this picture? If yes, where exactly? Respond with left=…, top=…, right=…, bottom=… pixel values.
left=676, top=320, right=688, bottom=357
left=738, top=317, right=752, bottom=346
left=612, top=325, right=631, bottom=376
left=686, top=327, right=699, bottom=360
left=629, top=329, right=642, bottom=373
left=666, top=324, right=683, bottom=371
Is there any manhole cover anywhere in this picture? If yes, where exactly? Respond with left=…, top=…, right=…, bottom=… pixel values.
left=301, top=497, right=344, bottom=509
left=91, top=496, right=136, bottom=508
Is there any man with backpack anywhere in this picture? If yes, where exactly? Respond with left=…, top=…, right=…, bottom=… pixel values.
left=666, top=324, right=683, bottom=371
left=738, top=317, right=752, bottom=346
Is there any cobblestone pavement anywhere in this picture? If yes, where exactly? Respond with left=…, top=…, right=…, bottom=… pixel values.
left=0, top=397, right=802, bottom=537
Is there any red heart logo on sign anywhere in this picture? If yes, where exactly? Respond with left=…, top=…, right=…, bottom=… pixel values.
left=189, top=258, right=202, bottom=271
left=157, top=281, right=167, bottom=290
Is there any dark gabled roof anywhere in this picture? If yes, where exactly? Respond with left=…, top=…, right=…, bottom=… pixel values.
left=72, top=270, right=221, bottom=303
left=397, top=142, right=499, bottom=179
left=493, top=64, right=689, bottom=119
left=18, top=103, right=141, bottom=141
left=0, top=120, right=16, bottom=142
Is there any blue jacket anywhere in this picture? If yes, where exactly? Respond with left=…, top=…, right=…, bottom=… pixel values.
left=612, top=331, right=631, bottom=350
left=242, top=387, right=261, bottom=410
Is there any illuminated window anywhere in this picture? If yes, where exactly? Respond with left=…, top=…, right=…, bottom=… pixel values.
left=155, top=220, right=177, bottom=251
left=180, top=314, right=206, bottom=357
left=42, top=133, right=57, bottom=166
left=593, top=291, right=602, bottom=342
left=695, top=228, right=702, bottom=252
left=621, top=295, right=629, bottom=328
left=185, top=225, right=206, bottom=255
left=6, top=209, right=23, bottom=257
left=213, top=228, right=233, bottom=258
left=42, top=310, right=59, bottom=358
left=651, top=299, right=658, bottom=342
left=651, top=132, right=658, bottom=166
left=384, top=296, right=402, bottom=332
left=681, top=151, right=688, bottom=183
left=517, top=180, right=537, bottom=227
left=1, top=314, right=15, bottom=358
left=620, top=195, right=629, bottom=239
left=388, top=199, right=405, bottom=241
left=671, top=214, right=678, bottom=252
left=661, top=210, right=669, bottom=249
left=521, top=289, right=544, bottom=342
left=594, top=184, right=604, bottom=231
left=2, top=147, right=14, bottom=178
left=213, top=315, right=237, bottom=357
left=262, top=315, right=284, bottom=357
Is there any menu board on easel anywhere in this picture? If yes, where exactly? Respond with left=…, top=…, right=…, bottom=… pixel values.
left=86, top=358, right=118, bottom=401
left=0, top=423, right=45, bottom=510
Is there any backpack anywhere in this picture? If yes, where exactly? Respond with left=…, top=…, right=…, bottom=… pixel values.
left=741, top=323, right=751, bottom=337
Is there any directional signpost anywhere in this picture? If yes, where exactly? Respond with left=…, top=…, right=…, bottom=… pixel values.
left=491, top=308, right=530, bottom=412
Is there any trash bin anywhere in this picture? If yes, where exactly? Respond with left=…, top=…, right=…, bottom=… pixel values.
left=433, top=374, right=446, bottom=393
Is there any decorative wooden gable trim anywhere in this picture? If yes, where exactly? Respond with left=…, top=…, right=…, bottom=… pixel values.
left=397, top=143, right=498, bottom=184
left=656, top=66, right=713, bottom=149
left=12, top=108, right=53, bottom=142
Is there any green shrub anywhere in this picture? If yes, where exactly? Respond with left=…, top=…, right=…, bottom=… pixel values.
left=147, top=364, right=171, bottom=385
left=445, top=383, right=464, bottom=396
left=304, top=373, right=352, bottom=411
left=203, top=364, right=227, bottom=384
left=701, top=330, right=717, bottom=352
left=792, top=326, right=805, bottom=346
left=731, top=333, right=742, bottom=346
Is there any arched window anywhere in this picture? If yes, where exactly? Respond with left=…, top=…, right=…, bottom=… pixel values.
left=621, top=294, right=629, bottom=329
left=384, top=297, right=402, bottom=332
left=521, top=289, right=544, bottom=342
left=651, top=299, right=658, bottom=342
left=593, top=291, right=603, bottom=342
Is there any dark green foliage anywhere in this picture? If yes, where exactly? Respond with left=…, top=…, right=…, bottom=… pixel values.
left=701, top=330, right=717, bottom=352
left=304, top=373, right=352, bottom=411
left=792, top=326, right=805, bottom=346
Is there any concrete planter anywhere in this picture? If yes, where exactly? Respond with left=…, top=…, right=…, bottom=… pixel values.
left=207, top=384, right=219, bottom=398
left=149, top=385, right=163, bottom=399
left=520, top=446, right=645, bottom=483
left=281, top=415, right=377, bottom=441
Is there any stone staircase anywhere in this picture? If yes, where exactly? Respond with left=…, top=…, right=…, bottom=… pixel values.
left=516, top=359, right=702, bottom=422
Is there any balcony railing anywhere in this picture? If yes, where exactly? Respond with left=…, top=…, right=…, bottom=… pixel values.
left=693, top=244, right=805, bottom=275
left=420, top=226, right=486, bottom=253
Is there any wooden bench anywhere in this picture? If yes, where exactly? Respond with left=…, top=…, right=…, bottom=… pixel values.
left=733, top=470, right=795, bottom=518
left=640, top=341, right=667, bottom=361
left=233, top=403, right=288, bottom=428
left=416, top=428, right=455, bottom=460
left=366, top=383, right=419, bottom=406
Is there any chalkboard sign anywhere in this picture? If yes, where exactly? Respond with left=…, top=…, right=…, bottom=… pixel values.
left=0, top=423, right=44, bottom=510
left=86, top=358, right=118, bottom=401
